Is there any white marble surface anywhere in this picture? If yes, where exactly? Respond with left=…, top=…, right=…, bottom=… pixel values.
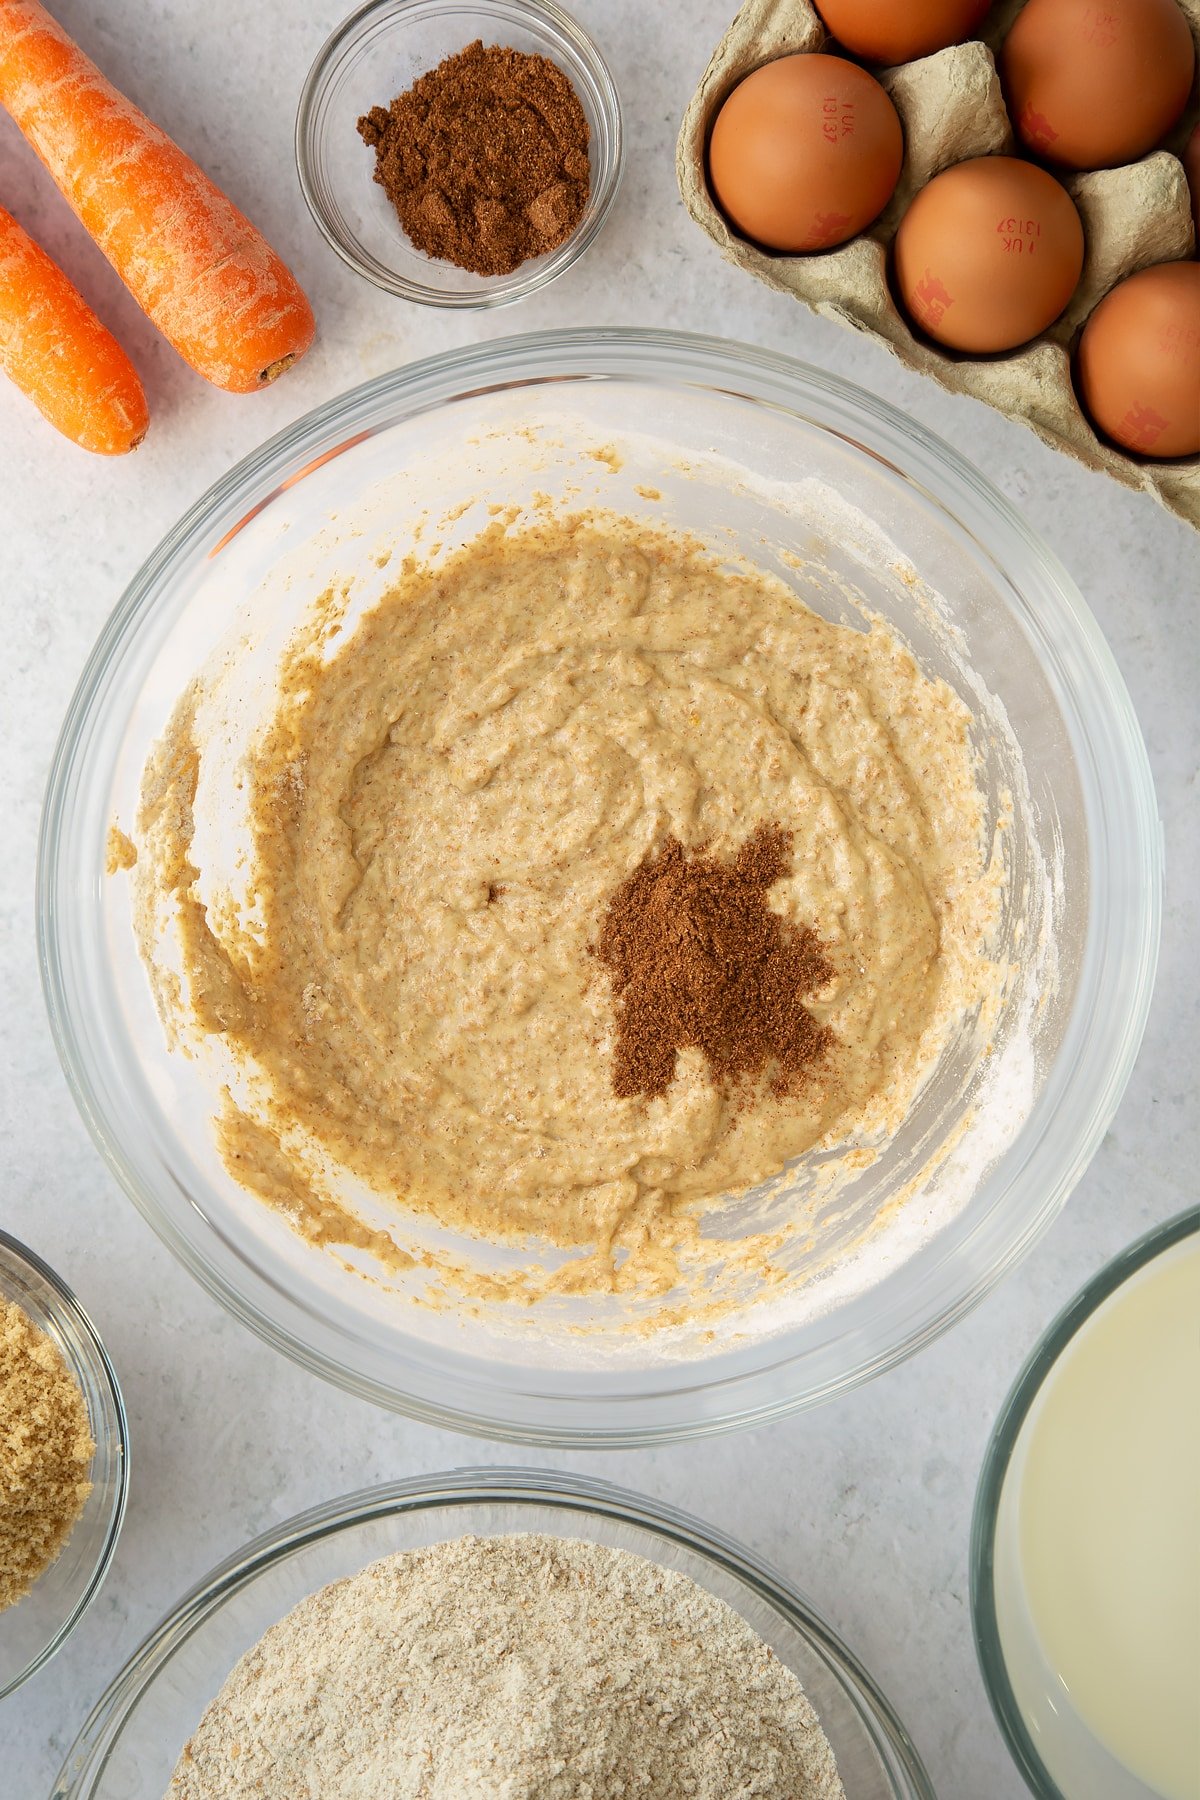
left=1, top=2, right=1196, bottom=1794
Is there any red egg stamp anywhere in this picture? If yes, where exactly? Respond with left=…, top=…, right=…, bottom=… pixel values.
left=1080, top=7, right=1119, bottom=48
left=811, top=210, right=853, bottom=248
left=1117, top=403, right=1169, bottom=451
left=1018, top=106, right=1060, bottom=155
left=995, top=214, right=1045, bottom=256
left=912, top=270, right=954, bottom=330
left=1160, top=321, right=1200, bottom=362
left=820, top=94, right=855, bottom=146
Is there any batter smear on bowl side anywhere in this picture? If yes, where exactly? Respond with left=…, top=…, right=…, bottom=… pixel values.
left=131, top=513, right=1003, bottom=1303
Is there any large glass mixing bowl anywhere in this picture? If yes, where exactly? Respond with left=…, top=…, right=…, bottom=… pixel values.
left=38, top=330, right=1160, bottom=1444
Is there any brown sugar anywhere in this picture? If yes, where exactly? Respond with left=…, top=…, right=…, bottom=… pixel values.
left=357, top=40, right=591, bottom=277
left=594, top=825, right=834, bottom=1102
left=0, top=1299, right=94, bottom=1611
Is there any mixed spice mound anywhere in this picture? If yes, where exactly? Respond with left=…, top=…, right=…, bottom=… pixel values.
left=358, top=40, right=591, bottom=276
left=594, top=825, right=833, bottom=1100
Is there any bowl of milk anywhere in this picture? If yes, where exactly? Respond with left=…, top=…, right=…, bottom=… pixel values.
left=972, top=1211, right=1199, bottom=1800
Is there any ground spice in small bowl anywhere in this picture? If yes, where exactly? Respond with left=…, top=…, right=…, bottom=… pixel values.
left=0, top=1299, right=94, bottom=1610
left=357, top=39, right=591, bottom=277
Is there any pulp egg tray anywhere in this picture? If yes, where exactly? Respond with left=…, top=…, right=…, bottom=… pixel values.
left=677, top=0, right=1200, bottom=528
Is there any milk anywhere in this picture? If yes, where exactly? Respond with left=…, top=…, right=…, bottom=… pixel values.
left=994, top=1230, right=1200, bottom=1800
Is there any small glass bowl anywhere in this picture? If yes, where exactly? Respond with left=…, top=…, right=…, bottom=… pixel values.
left=971, top=1209, right=1198, bottom=1800
left=0, top=1230, right=128, bottom=1699
left=296, top=0, right=624, bottom=306
left=53, top=1468, right=933, bottom=1799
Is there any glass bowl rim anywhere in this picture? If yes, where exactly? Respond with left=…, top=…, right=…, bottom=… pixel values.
left=36, top=325, right=1162, bottom=1445
left=0, top=1227, right=130, bottom=1700
left=294, top=0, right=625, bottom=308
left=52, top=1465, right=935, bottom=1800
left=969, top=1206, right=1199, bottom=1800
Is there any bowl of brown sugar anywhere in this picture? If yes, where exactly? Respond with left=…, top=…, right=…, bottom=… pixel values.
left=297, top=0, right=623, bottom=306
left=0, top=1230, right=128, bottom=1698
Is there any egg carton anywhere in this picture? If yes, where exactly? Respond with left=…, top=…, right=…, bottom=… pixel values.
left=677, top=0, right=1200, bottom=529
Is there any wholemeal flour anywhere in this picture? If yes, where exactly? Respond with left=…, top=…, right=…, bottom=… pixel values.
left=166, top=1532, right=846, bottom=1798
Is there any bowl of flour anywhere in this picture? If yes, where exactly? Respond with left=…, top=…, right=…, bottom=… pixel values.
left=54, top=1469, right=933, bottom=1800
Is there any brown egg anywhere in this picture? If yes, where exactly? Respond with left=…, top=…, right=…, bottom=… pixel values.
left=893, top=156, right=1084, bottom=352
left=707, top=54, right=904, bottom=252
left=813, top=0, right=992, bottom=65
left=1075, top=262, right=1200, bottom=457
left=1001, top=0, right=1196, bottom=171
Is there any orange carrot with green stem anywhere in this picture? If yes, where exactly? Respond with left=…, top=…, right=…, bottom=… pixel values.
left=0, top=203, right=147, bottom=452
left=0, top=0, right=314, bottom=392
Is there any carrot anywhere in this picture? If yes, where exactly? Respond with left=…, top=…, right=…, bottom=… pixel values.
left=0, top=0, right=314, bottom=393
left=0, top=203, right=147, bottom=452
